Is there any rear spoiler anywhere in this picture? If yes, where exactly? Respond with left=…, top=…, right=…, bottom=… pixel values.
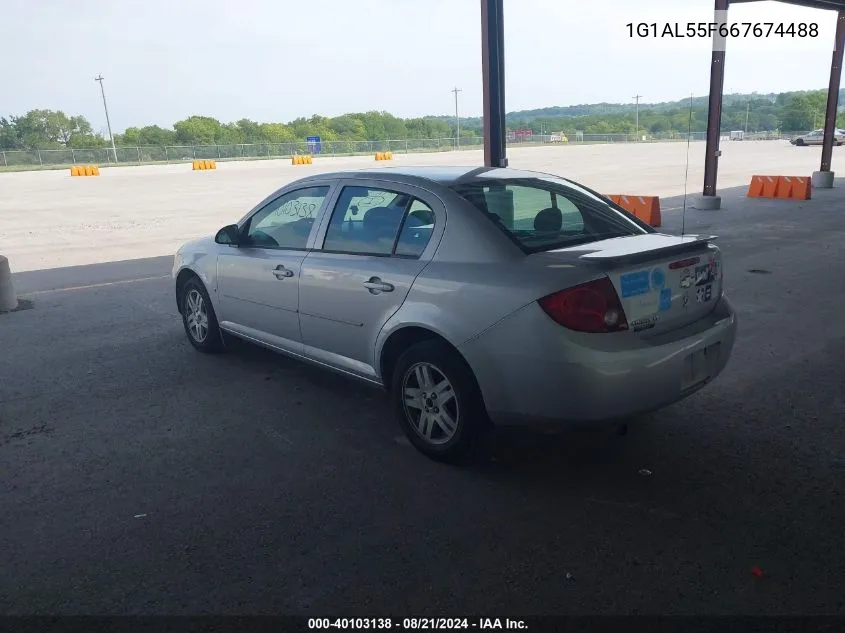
left=578, top=234, right=718, bottom=266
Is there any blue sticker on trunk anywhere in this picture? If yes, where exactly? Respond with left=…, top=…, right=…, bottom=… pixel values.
left=620, top=271, right=651, bottom=297
left=659, top=288, right=672, bottom=311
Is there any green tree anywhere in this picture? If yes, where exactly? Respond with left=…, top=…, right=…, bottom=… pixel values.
left=260, top=123, right=296, bottom=143
left=173, top=116, right=221, bottom=145
left=329, top=115, right=367, bottom=140
left=9, top=110, right=99, bottom=149
left=235, top=119, right=263, bottom=143
left=0, top=117, right=21, bottom=149
left=138, top=125, right=176, bottom=145
left=68, top=133, right=107, bottom=148
left=119, top=127, right=141, bottom=146
left=216, top=123, right=244, bottom=144
left=780, top=91, right=827, bottom=131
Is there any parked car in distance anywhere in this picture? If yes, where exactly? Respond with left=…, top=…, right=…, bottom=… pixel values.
left=790, top=129, right=845, bottom=146
left=173, top=166, right=738, bottom=462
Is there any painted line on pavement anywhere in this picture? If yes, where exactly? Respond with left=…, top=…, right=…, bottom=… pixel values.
left=23, top=275, right=170, bottom=295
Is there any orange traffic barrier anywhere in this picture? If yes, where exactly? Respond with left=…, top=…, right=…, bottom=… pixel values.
left=747, top=175, right=765, bottom=197
left=747, top=175, right=811, bottom=200
left=763, top=175, right=779, bottom=198
left=292, top=155, right=313, bottom=165
left=375, top=151, right=393, bottom=161
left=777, top=176, right=811, bottom=200
left=70, top=165, right=100, bottom=176
left=192, top=159, right=216, bottom=170
left=607, top=194, right=661, bottom=227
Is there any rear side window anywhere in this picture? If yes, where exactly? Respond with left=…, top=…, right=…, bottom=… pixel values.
left=321, top=186, right=436, bottom=257
left=450, top=177, right=650, bottom=254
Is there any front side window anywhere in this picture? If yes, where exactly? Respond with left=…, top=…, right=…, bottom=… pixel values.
left=322, top=186, right=436, bottom=257
left=450, top=177, right=650, bottom=254
left=244, top=185, right=330, bottom=249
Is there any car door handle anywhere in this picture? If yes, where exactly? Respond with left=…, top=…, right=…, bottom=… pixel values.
left=363, top=277, right=394, bottom=293
left=272, top=265, right=294, bottom=279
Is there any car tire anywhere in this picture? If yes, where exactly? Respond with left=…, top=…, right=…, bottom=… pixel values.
left=181, top=276, right=224, bottom=353
left=796, top=138, right=805, bottom=146
left=391, top=339, right=488, bottom=463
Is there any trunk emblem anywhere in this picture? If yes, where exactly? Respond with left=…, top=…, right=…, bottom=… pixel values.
left=630, top=315, right=658, bottom=331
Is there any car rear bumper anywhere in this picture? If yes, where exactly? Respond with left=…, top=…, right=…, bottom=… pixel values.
left=458, top=295, right=738, bottom=426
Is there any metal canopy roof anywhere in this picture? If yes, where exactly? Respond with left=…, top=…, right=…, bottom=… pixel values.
left=730, top=0, right=845, bottom=11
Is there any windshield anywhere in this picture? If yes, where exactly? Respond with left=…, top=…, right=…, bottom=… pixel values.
left=450, top=176, right=653, bottom=254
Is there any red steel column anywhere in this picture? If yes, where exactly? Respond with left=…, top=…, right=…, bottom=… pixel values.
left=481, top=0, right=507, bottom=168
left=702, top=0, right=729, bottom=201
left=820, top=11, right=845, bottom=174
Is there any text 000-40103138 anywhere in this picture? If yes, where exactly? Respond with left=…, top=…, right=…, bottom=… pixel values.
left=626, top=22, right=819, bottom=39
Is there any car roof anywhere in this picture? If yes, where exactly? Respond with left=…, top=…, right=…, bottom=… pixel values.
left=295, top=165, right=557, bottom=186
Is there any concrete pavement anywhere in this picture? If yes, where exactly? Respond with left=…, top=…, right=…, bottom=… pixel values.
left=1, top=140, right=839, bottom=272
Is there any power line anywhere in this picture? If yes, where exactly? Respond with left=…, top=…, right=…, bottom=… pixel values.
left=452, top=86, right=462, bottom=149
left=95, top=74, right=118, bottom=163
left=633, top=94, right=642, bottom=141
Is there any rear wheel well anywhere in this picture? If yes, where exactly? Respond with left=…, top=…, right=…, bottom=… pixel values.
left=175, top=269, right=200, bottom=313
left=380, top=327, right=460, bottom=390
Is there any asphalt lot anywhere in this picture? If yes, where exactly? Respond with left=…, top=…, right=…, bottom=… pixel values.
left=2, top=180, right=845, bottom=616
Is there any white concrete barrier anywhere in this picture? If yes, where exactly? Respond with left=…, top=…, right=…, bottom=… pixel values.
left=0, top=255, right=18, bottom=312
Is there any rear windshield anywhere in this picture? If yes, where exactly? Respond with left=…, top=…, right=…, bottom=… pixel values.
left=450, top=176, right=653, bottom=254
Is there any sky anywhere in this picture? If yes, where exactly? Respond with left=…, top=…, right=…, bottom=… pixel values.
left=1, top=0, right=842, bottom=134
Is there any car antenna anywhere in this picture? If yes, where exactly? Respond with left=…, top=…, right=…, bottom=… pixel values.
left=681, top=92, right=694, bottom=238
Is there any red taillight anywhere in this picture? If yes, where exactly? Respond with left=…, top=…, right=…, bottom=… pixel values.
left=538, top=277, right=629, bottom=333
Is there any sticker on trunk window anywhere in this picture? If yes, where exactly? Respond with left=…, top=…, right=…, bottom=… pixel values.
left=659, top=288, right=672, bottom=311
left=680, top=269, right=694, bottom=288
left=696, top=284, right=713, bottom=303
left=620, top=270, right=651, bottom=297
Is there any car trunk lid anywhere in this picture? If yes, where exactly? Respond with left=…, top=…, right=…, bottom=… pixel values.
left=548, top=234, right=724, bottom=336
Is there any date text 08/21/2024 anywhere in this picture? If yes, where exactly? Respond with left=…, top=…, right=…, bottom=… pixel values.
left=626, top=22, right=818, bottom=38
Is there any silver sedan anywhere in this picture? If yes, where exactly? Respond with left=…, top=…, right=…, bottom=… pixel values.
left=790, top=129, right=845, bottom=146
left=173, top=166, right=738, bottom=462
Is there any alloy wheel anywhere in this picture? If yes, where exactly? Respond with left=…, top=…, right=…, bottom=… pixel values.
left=185, top=289, right=209, bottom=343
left=402, top=362, right=460, bottom=445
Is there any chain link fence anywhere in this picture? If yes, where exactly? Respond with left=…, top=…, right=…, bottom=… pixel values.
left=0, top=132, right=811, bottom=170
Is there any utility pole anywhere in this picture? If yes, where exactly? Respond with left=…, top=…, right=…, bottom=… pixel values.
left=633, top=94, right=642, bottom=141
left=452, top=86, right=462, bottom=149
left=95, top=74, right=118, bottom=163
left=745, top=101, right=750, bottom=134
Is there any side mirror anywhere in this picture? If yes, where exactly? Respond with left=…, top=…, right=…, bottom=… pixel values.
left=215, top=224, right=240, bottom=246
